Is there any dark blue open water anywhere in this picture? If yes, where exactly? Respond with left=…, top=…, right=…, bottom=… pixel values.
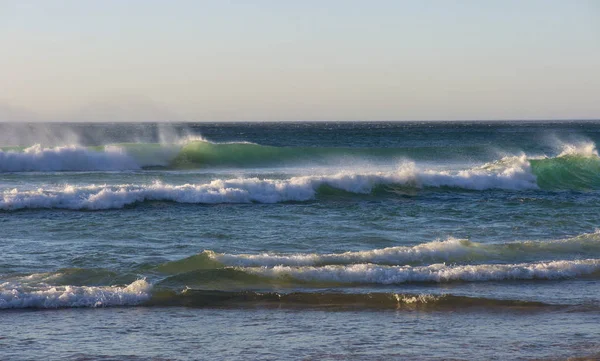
left=1, top=121, right=600, bottom=360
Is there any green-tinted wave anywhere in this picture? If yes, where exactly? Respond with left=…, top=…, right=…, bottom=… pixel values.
left=12, top=268, right=140, bottom=287
left=6, top=140, right=600, bottom=192
left=154, top=268, right=285, bottom=289
left=168, top=141, right=441, bottom=168
left=146, top=289, right=555, bottom=310
left=153, top=252, right=225, bottom=274
left=531, top=155, right=600, bottom=191
left=171, top=141, right=305, bottom=168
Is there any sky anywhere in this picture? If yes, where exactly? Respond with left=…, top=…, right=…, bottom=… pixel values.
left=0, top=0, right=599, bottom=122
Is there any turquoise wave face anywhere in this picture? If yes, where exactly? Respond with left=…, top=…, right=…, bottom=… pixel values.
left=530, top=155, right=600, bottom=191
left=170, top=140, right=491, bottom=168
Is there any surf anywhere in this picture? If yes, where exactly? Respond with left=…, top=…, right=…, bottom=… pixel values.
left=240, top=259, right=600, bottom=285
left=0, top=278, right=555, bottom=310
left=0, top=160, right=584, bottom=210
left=0, top=279, right=151, bottom=309
left=178, top=232, right=600, bottom=269
left=4, top=231, right=600, bottom=309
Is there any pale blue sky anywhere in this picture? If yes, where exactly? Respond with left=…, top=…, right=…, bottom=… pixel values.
left=1, top=0, right=598, bottom=121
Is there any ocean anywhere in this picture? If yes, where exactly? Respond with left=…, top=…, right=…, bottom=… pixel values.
left=1, top=121, right=600, bottom=360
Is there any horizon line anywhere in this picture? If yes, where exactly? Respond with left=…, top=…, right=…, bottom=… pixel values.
left=1, top=118, right=600, bottom=124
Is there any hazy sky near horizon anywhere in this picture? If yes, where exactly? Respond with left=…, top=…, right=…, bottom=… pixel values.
left=1, top=0, right=599, bottom=122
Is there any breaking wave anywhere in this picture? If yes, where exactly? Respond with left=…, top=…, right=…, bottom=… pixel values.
left=147, top=232, right=600, bottom=289
left=190, top=232, right=600, bottom=268
left=2, top=150, right=599, bottom=210
left=0, top=279, right=554, bottom=310
left=243, top=259, right=600, bottom=285
left=0, top=267, right=581, bottom=310
left=147, top=289, right=553, bottom=310
left=0, top=144, right=141, bottom=172
left=2, top=141, right=600, bottom=194
left=4, top=232, right=600, bottom=309
left=0, top=160, right=540, bottom=210
left=0, top=279, right=151, bottom=309
left=2, top=260, right=597, bottom=309
left=0, top=140, right=482, bottom=172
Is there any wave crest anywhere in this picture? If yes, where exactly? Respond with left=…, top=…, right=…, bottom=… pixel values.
left=0, top=161, right=540, bottom=210
left=0, top=144, right=141, bottom=172
left=2, top=141, right=600, bottom=194
left=0, top=279, right=151, bottom=309
left=244, top=259, right=600, bottom=284
left=198, top=232, right=600, bottom=268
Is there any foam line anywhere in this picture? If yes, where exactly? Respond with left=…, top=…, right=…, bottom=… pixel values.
left=204, top=232, right=600, bottom=267
left=0, top=161, right=538, bottom=210
left=0, top=279, right=151, bottom=309
left=243, top=259, right=600, bottom=284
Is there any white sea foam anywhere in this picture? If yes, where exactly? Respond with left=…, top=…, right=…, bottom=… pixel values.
left=207, top=232, right=600, bottom=267
left=210, top=239, right=483, bottom=267
left=0, top=144, right=141, bottom=172
left=0, top=279, right=151, bottom=309
left=243, top=259, right=600, bottom=284
left=0, top=159, right=540, bottom=210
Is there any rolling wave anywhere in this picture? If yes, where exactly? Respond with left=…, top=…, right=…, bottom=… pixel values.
left=531, top=155, right=600, bottom=190
left=148, top=289, right=553, bottom=310
left=1, top=267, right=593, bottom=310
left=0, top=140, right=484, bottom=172
left=150, top=258, right=600, bottom=287
left=0, top=161, right=537, bottom=210
left=185, top=233, right=600, bottom=269
left=2, top=141, right=600, bottom=194
left=3, top=232, right=599, bottom=309
left=242, top=259, right=600, bottom=285
left=0, top=143, right=183, bottom=172
left=0, top=268, right=576, bottom=310
left=0, top=279, right=151, bottom=309
left=152, top=233, right=600, bottom=288
left=0, top=279, right=554, bottom=310
left=0, top=144, right=140, bottom=172
left=1, top=151, right=596, bottom=209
